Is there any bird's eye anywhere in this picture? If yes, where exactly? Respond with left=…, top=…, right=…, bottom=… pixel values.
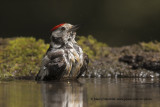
left=61, top=27, right=66, bottom=31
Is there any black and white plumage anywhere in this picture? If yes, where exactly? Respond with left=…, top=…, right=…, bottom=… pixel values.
left=35, top=23, right=89, bottom=81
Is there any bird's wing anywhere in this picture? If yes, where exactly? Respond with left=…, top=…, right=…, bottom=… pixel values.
left=35, top=49, right=67, bottom=81
left=76, top=53, right=89, bottom=78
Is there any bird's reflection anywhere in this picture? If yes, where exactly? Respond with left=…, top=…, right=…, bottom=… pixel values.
left=39, top=80, right=87, bottom=107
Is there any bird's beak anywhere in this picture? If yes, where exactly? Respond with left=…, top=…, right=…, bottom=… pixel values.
left=68, top=25, right=80, bottom=32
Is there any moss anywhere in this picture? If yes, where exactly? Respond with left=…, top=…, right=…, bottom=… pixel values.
left=77, top=35, right=109, bottom=59
left=140, top=41, right=160, bottom=52
left=0, top=37, right=49, bottom=79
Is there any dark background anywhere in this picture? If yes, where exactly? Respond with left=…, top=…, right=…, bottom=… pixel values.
left=0, top=0, right=160, bottom=46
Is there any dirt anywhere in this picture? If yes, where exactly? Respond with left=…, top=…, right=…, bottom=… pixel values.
left=84, top=44, right=160, bottom=78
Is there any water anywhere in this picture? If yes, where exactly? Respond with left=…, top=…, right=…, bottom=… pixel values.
left=0, top=78, right=160, bottom=107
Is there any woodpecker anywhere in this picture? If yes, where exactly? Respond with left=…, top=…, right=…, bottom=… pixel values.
left=35, top=23, right=89, bottom=81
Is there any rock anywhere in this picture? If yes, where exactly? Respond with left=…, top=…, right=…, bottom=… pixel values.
left=143, top=61, right=160, bottom=73
left=119, top=55, right=160, bottom=73
left=119, top=55, right=133, bottom=64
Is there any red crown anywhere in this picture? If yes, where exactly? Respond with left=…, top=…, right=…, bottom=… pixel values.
left=51, top=23, right=65, bottom=31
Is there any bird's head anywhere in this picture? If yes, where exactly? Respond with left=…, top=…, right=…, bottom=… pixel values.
left=50, top=23, right=79, bottom=46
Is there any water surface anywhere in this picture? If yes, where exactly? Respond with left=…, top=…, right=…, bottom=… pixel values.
left=0, top=78, right=160, bottom=107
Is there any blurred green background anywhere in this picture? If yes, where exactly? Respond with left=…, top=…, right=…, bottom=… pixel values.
left=0, top=0, right=160, bottom=46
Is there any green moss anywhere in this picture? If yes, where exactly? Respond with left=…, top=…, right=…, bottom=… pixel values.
left=77, top=35, right=109, bottom=59
left=140, top=41, right=160, bottom=52
left=0, top=37, right=49, bottom=79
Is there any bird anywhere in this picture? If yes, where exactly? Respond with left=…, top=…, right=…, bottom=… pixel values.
left=35, top=23, right=89, bottom=81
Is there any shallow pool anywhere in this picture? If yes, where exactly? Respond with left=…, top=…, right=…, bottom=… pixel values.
left=0, top=78, right=160, bottom=107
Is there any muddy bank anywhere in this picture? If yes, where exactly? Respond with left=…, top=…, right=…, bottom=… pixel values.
left=84, top=43, right=160, bottom=78
left=0, top=37, right=160, bottom=79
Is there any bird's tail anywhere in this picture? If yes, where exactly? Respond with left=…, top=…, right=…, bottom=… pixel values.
left=35, top=67, right=49, bottom=81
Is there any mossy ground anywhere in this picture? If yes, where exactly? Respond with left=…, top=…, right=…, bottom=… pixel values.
left=140, top=41, right=160, bottom=52
left=0, top=37, right=160, bottom=80
left=77, top=35, right=109, bottom=60
left=0, top=37, right=49, bottom=80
